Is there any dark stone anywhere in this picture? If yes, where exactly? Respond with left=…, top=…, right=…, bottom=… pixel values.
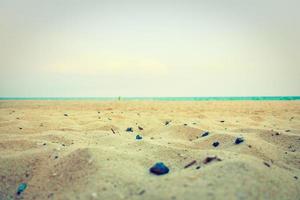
left=220, top=120, right=225, bottom=123
left=136, top=135, right=143, bottom=140
left=235, top=137, right=244, bottom=144
left=54, top=156, right=58, bottom=159
left=138, top=126, right=144, bottom=130
left=165, top=121, right=171, bottom=125
left=64, top=114, right=68, bottom=116
left=126, top=127, right=133, bottom=132
left=212, top=142, right=220, bottom=147
left=183, top=123, right=187, bottom=126
left=16, top=183, right=27, bottom=195
left=201, top=131, right=209, bottom=137
left=149, top=162, right=169, bottom=175
left=43, top=143, right=47, bottom=146
left=294, top=176, right=298, bottom=180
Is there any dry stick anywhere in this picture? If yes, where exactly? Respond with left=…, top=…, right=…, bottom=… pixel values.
left=184, top=160, right=197, bottom=168
left=111, top=128, right=116, bottom=134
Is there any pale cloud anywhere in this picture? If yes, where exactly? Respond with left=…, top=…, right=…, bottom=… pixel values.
left=49, top=54, right=168, bottom=75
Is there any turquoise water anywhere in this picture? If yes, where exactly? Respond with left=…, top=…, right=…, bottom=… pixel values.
left=0, top=96, right=299, bottom=101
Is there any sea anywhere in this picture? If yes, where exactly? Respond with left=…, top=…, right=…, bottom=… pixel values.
left=0, top=96, right=299, bottom=101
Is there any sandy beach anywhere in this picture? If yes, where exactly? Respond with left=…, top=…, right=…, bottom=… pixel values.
left=0, top=100, right=299, bottom=200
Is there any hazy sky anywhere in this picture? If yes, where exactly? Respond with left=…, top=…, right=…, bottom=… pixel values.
left=0, top=0, right=299, bottom=97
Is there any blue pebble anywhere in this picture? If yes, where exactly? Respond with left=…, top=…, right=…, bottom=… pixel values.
left=136, top=135, right=143, bottom=140
left=235, top=137, right=244, bottom=144
left=16, top=183, right=27, bottom=195
left=150, top=162, right=169, bottom=175
left=201, top=131, right=209, bottom=137
left=212, top=141, right=220, bottom=147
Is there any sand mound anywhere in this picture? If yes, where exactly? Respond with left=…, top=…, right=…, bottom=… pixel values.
left=0, top=101, right=299, bottom=200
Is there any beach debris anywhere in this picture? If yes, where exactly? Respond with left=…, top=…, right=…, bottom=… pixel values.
left=203, top=156, right=222, bottom=164
left=263, top=162, right=271, bottom=168
left=111, top=128, right=116, bottom=134
left=149, top=162, right=169, bottom=175
left=16, top=183, right=27, bottom=195
left=165, top=120, right=171, bottom=125
left=136, top=135, right=143, bottom=140
left=212, top=141, right=220, bottom=147
left=138, top=190, right=146, bottom=195
left=91, top=192, right=98, bottom=198
left=138, top=126, right=144, bottom=130
left=184, top=160, right=197, bottom=168
left=235, top=137, right=244, bottom=144
left=64, top=113, right=68, bottom=117
left=201, top=131, right=209, bottom=137
left=126, top=127, right=133, bottom=132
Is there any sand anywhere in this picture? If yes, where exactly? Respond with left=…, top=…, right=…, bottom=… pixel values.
left=0, top=100, right=299, bottom=200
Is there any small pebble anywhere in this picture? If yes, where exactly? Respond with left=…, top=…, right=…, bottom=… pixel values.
left=235, top=137, right=244, bottom=144
left=91, top=192, right=98, bottom=198
left=126, top=127, right=133, bottom=132
left=212, top=141, right=220, bottom=147
left=16, top=183, right=27, bottom=195
left=138, top=126, right=144, bottom=130
left=220, top=120, right=225, bottom=123
left=165, top=121, right=171, bottom=125
left=64, top=114, right=68, bottom=116
left=150, top=162, right=169, bottom=175
left=136, top=135, right=143, bottom=140
left=201, top=131, right=209, bottom=137
left=138, top=190, right=145, bottom=195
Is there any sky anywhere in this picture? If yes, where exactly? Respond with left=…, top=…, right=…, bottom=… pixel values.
left=0, top=0, right=299, bottom=97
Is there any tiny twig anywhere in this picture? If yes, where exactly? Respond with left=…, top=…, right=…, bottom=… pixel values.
left=184, top=160, right=197, bottom=168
